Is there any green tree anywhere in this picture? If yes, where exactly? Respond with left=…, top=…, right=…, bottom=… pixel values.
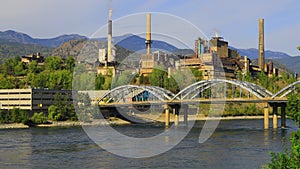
left=287, top=94, right=300, bottom=125
left=266, top=130, right=300, bottom=169
left=31, top=112, right=48, bottom=124
left=190, top=68, right=203, bottom=81
left=48, top=93, right=77, bottom=121
left=244, top=71, right=253, bottom=82
left=33, top=71, right=48, bottom=88
left=65, top=56, right=75, bottom=71
left=95, top=74, right=105, bottom=90
left=45, top=56, right=62, bottom=71
left=14, top=62, right=27, bottom=76
left=3, top=57, right=20, bottom=75
left=111, top=70, right=136, bottom=88
left=149, top=66, right=167, bottom=88
left=258, top=71, right=268, bottom=89
left=0, top=110, right=9, bottom=123
left=28, top=60, right=39, bottom=73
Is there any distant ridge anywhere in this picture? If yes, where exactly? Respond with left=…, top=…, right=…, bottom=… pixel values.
left=0, top=30, right=299, bottom=72
left=0, top=30, right=87, bottom=48
left=229, top=46, right=292, bottom=60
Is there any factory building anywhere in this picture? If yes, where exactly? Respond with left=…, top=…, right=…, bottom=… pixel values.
left=21, top=52, right=44, bottom=64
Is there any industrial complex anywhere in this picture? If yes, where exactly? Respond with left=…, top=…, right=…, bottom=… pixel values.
left=97, top=11, right=280, bottom=81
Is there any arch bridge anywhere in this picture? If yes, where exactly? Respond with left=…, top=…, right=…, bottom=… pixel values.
left=98, top=79, right=300, bottom=129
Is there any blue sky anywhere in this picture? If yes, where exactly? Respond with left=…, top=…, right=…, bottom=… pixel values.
left=1, top=0, right=300, bottom=56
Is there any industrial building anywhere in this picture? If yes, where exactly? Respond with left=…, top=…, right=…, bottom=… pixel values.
left=138, top=16, right=279, bottom=80
left=0, top=88, right=72, bottom=113
left=21, top=52, right=44, bottom=64
left=95, top=11, right=279, bottom=82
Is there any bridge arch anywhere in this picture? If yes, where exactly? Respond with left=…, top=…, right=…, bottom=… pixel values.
left=172, top=79, right=273, bottom=100
left=272, top=80, right=300, bottom=98
left=98, top=85, right=176, bottom=103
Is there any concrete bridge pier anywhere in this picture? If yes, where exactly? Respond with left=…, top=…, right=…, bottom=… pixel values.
left=172, top=106, right=179, bottom=126
left=281, top=104, right=286, bottom=128
left=272, top=105, right=278, bottom=129
left=164, top=104, right=170, bottom=128
left=181, top=104, right=189, bottom=126
left=264, top=103, right=269, bottom=129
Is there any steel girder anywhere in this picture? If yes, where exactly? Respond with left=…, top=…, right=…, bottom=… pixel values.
left=98, top=85, right=175, bottom=103
left=272, top=81, right=300, bottom=98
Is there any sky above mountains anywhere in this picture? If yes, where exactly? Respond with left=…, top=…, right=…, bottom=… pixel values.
left=1, top=0, right=300, bottom=56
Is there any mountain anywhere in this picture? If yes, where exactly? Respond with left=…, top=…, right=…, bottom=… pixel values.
left=97, top=34, right=179, bottom=53
left=229, top=46, right=292, bottom=60
left=0, top=39, right=53, bottom=62
left=275, top=57, right=300, bottom=73
left=0, top=30, right=87, bottom=48
left=52, top=39, right=133, bottom=63
left=1, top=30, right=299, bottom=72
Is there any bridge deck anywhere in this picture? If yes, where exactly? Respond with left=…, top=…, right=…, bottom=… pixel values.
left=99, top=98, right=288, bottom=107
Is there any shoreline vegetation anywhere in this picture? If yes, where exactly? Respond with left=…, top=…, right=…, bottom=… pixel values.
left=0, top=115, right=279, bottom=129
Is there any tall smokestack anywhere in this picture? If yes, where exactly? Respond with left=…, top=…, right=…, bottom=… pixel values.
left=145, top=13, right=152, bottom=54
left=258, top=18, right=265, bottom=71
left=107, top=9, right=113, bottom=63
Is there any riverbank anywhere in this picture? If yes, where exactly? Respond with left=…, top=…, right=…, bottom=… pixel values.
left=0, top=115, right=275, bottom=129
left=0, top=117, right=131, bottom=129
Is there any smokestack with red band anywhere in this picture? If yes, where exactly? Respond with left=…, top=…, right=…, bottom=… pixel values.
left=258, top=18, right=265, bottom=71
left=145, top=13, right=152, bottom=54
left=107, top=9, right=113, bottom=63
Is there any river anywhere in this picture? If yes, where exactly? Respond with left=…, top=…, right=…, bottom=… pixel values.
left=0, top=119, right=298, bottom=169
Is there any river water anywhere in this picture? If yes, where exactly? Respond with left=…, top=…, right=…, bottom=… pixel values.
left=0, top=119, right=298, bottom=169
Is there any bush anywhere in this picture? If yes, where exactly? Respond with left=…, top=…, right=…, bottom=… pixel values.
left=31, top=112, right=48, bottom=124
left=266, top=130, right=300, bottom=169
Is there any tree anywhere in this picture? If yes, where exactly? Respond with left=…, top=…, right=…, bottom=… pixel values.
left=111, top=70, right=135, bottom=88
left=258, top=71, right=268, bottom=89
left=149, top=66, right=167, bottom=88
left=14, top=62, right=27, bottom=76
left=45, top=56, right=62, bottom=71
left=65, top=56, right=75, bottom=71
left=31, top=112, right=48, bottom=124
left=95, top=74, right=105, bottom=90
left=3, top=57, right=20, bottom=75
left=190, top=68, right=203, bottom=81
left=287, top=94, right=300, bottom=125
left=28, top=60, right=39, bottom=73
left=47, top=93, right=77, bottom=121
left=266, top=130, right=300, bottom=169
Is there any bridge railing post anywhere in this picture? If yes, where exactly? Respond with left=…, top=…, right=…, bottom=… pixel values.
left=264, top=102, right=269, bottom=129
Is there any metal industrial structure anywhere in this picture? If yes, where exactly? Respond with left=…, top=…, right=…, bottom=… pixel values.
left=258, top=18, right=265, bottom=71
left=97, top=9, right=116, bottom=76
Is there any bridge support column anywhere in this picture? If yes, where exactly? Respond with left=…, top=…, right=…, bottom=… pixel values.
left=172, top=107, right=179, bottom=126
left=264, top=103, right=269, bottom=129
left=281, top=104, right=286, bottom=128
left=164, top=104, right=170, bottom=128
left=272, top=105, right=278, bottom=129
left=183, top=105, right=188, bottom=126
